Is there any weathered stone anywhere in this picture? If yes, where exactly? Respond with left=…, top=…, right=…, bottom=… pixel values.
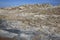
left=0, top=4, right=60, bottom=40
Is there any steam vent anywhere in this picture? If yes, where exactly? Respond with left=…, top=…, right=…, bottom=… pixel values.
left=0, top=4, right=60, bottom=40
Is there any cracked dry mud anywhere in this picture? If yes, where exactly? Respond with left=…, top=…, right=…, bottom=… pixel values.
left=0, top=4, right=60, bottom=40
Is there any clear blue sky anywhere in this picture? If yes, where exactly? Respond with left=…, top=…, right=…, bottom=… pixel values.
left=0, top=0, right=60, bottom=7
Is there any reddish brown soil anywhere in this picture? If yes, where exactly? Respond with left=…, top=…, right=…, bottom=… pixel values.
left=0, top=37, right=15, bottom=40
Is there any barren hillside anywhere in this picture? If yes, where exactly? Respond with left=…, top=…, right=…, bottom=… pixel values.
left=0, top=4, right=60, bottom=40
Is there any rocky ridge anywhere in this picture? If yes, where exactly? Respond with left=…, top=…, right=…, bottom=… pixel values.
left=0, top=4, right=60, bottom=40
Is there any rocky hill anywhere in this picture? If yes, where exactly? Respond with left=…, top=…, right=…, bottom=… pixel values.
left=0, top=4, right=60, bottom=40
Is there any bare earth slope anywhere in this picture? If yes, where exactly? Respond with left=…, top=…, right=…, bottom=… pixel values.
left=0, top=4, right=60, bottom=40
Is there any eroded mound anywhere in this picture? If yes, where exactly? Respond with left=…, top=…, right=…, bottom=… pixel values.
left=0, top=4, right=60, bottom=40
